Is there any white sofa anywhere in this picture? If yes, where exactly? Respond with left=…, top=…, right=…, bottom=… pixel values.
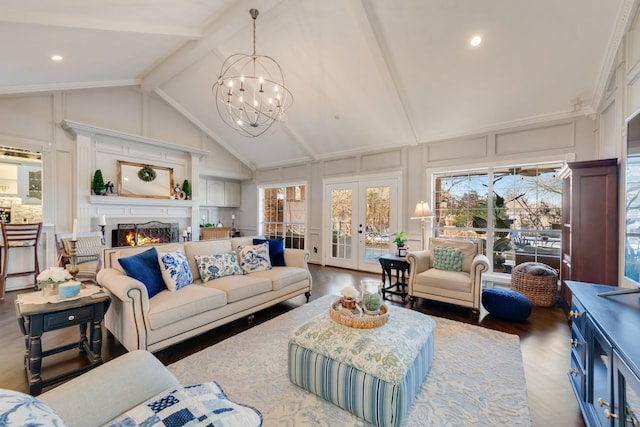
left=97, top=236, right=311, bottom=352
left=0, top=350, right=259, bottom=427
left=39, top=350, right=180, bottom=427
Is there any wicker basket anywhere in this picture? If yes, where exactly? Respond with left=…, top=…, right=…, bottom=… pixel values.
left=329, top=298, right=388, bottom=328
left=510, top=266, right=558, bottom=307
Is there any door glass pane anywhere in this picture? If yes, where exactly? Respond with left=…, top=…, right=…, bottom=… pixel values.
left=364, top=186, right=390, bottom=262
left=331, top=188, right=352, bottom=259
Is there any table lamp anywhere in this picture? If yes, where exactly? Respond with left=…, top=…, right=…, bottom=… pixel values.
left=411, top=201, right=433, bottom=250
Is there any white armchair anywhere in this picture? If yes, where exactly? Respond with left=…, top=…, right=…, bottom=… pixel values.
left=407, top=237, right=490, bottom=314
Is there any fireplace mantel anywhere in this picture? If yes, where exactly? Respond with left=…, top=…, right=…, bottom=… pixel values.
left=62, top=120, right=204, bottom=237
left=90, top=195, right=193, bottom=219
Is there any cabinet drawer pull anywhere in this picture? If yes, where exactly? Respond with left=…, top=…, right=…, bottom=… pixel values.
left=568, top=310, right=580, bottom=319
left=68, top=315, right=75, bottom=321
left=598, top=398, right=610, bottom=407
left=570, top=338, right=579, bottom=346
left=569, top=368, right=579, bottom=376
left=604, top=409, right=619, bottom=420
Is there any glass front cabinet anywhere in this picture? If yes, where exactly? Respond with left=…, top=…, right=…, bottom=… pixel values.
left=566, top=281, right=640, bottom=427
left=613, top=352, right=640, bottom=427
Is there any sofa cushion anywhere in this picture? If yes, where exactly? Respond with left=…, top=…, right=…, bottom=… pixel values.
left=148, top=285, right=227, bottom=330
left=413, top=268, right=471, bottom=293
left=201, top=274, right=272, bottom=303
left=157, top=250, right=193, bottom=291
left=195, top=252, right=243, bottom=282
left=253, top=238, right=286, bottom=266
left=247, top=266, right=308, bottom=291
left=238, top=243, right=272, bottom=273
left=433, top=246, right=463, bottom=271
left=119, top=247, right=166, bottom=298
left=0, top=388, right=66, bottom=427
left=106, top=381, right=262, bottom=427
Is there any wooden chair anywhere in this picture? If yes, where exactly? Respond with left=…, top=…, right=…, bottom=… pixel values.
left=55, top=231, right=106, bottom=284
left=1, top=222, right=42, bottom=300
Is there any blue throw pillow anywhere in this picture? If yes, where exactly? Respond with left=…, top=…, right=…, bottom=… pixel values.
left=118, top=247, right=166, bottom=298
left=253, top=238, right=286, bottom=266
left=482, top=288, right=532, bottom=322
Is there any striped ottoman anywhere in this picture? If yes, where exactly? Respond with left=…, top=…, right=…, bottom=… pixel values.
left=288, top=305, right=435, bottom=427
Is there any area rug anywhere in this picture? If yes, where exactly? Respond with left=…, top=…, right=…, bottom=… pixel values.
left=168, top=295, right=532, bottom=426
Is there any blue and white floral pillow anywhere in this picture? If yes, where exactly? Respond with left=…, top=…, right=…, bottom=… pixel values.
left=106, top=381, right=262, bottom=427
left=157, top=250, right=193, bottom=291
left=0, top=389, right=66, bottom=426
left=237, top=242, right=272, bottom=273
left=195, top=252, right=243, bottom=282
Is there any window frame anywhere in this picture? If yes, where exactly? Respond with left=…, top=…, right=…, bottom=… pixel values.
left=429, top=160, right=564, bottom=274
left=258, top=182, right=308, bottom=250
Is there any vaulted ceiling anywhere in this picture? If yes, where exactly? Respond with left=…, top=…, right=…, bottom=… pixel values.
left=0, top=0, right=632, bottom=169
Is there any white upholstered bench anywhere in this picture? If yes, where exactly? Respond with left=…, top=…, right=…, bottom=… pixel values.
left=288, top=304, right=435, bottom=427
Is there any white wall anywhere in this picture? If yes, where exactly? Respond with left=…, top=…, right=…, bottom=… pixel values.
left=597, top=1, right=640, bottom=287
left=252, top=115, right=597, bottom=264
left=0, top=86, right=252, bottom=268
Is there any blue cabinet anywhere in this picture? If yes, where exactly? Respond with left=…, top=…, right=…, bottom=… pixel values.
left=566, top=281, right=640, bottom=427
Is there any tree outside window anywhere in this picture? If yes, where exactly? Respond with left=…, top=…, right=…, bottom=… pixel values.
left=433, top=162, right=563, bottom=274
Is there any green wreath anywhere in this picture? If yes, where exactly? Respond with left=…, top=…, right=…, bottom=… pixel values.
left=137, top=166, right=157, bottom=182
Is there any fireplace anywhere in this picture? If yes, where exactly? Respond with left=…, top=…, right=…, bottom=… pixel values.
left=112, top=221, right=179, bottom=247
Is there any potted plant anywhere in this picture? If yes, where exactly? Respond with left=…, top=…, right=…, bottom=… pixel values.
left=393, top=231, right=407, bottom=255
left=182, top=179, right=191, bottom=200
left=92, top=169, right=106, bottom=195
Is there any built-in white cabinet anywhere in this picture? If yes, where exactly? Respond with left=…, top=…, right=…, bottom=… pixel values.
left=20, top=164, right=42, bottom=204
left=200, top=178, right=241, bottom=207
left=206, top=180, right=225, bottom=206
left=224, top=181, right=241, bottom=207
left=0, top=162, right=42, bottom=205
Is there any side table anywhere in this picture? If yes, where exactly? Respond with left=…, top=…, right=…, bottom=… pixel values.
left=15, top=291, right=110, bottom=395
left=378, top=254, right=410, bottom=302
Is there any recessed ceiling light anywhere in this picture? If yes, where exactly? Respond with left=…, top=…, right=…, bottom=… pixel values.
left=470, top=36, right=482, bottom=47
left=51, top=55, right=63, bottom=61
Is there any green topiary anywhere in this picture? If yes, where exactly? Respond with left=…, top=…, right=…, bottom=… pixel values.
left=182, top=179, right=191, bottom=199
left=92, top=169, right=106, bottom=195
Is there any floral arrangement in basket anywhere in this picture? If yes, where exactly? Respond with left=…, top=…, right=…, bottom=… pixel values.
left=36, top=267, right=73, bottom=290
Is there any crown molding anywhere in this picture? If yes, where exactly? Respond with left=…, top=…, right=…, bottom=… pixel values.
left=61, top=120, right=208, bottom=158
left=0, top=79, right=141, bottom=96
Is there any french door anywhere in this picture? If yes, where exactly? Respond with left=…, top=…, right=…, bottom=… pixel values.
left=324, top=175, right=399, bottom=273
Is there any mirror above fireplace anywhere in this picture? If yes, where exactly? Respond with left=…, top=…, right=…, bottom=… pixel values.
left=118, top=160, right=174, bottom=199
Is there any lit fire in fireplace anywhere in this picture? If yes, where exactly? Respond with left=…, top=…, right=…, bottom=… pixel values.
left=124, top=231, right=161, bottom=246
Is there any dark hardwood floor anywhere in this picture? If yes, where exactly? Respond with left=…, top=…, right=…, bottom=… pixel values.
left=0, top=264, right=584, bottom=427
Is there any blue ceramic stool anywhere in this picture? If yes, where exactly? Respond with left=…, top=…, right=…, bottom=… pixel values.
left=482, top=288, right=532, bottom=322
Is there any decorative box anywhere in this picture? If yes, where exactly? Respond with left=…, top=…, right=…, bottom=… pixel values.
left=58, top=281, right=81, bottom=298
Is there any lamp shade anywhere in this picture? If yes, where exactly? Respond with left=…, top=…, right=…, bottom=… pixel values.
left=411, top=201, right=432, bottom=219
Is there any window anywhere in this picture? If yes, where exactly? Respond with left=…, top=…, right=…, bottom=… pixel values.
left=259, top=185, right=306, bottom=249
left=433, top=162, right=563, bottom=274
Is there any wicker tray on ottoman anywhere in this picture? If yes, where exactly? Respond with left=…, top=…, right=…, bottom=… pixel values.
left=510, top=262, right=558, bottom=307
